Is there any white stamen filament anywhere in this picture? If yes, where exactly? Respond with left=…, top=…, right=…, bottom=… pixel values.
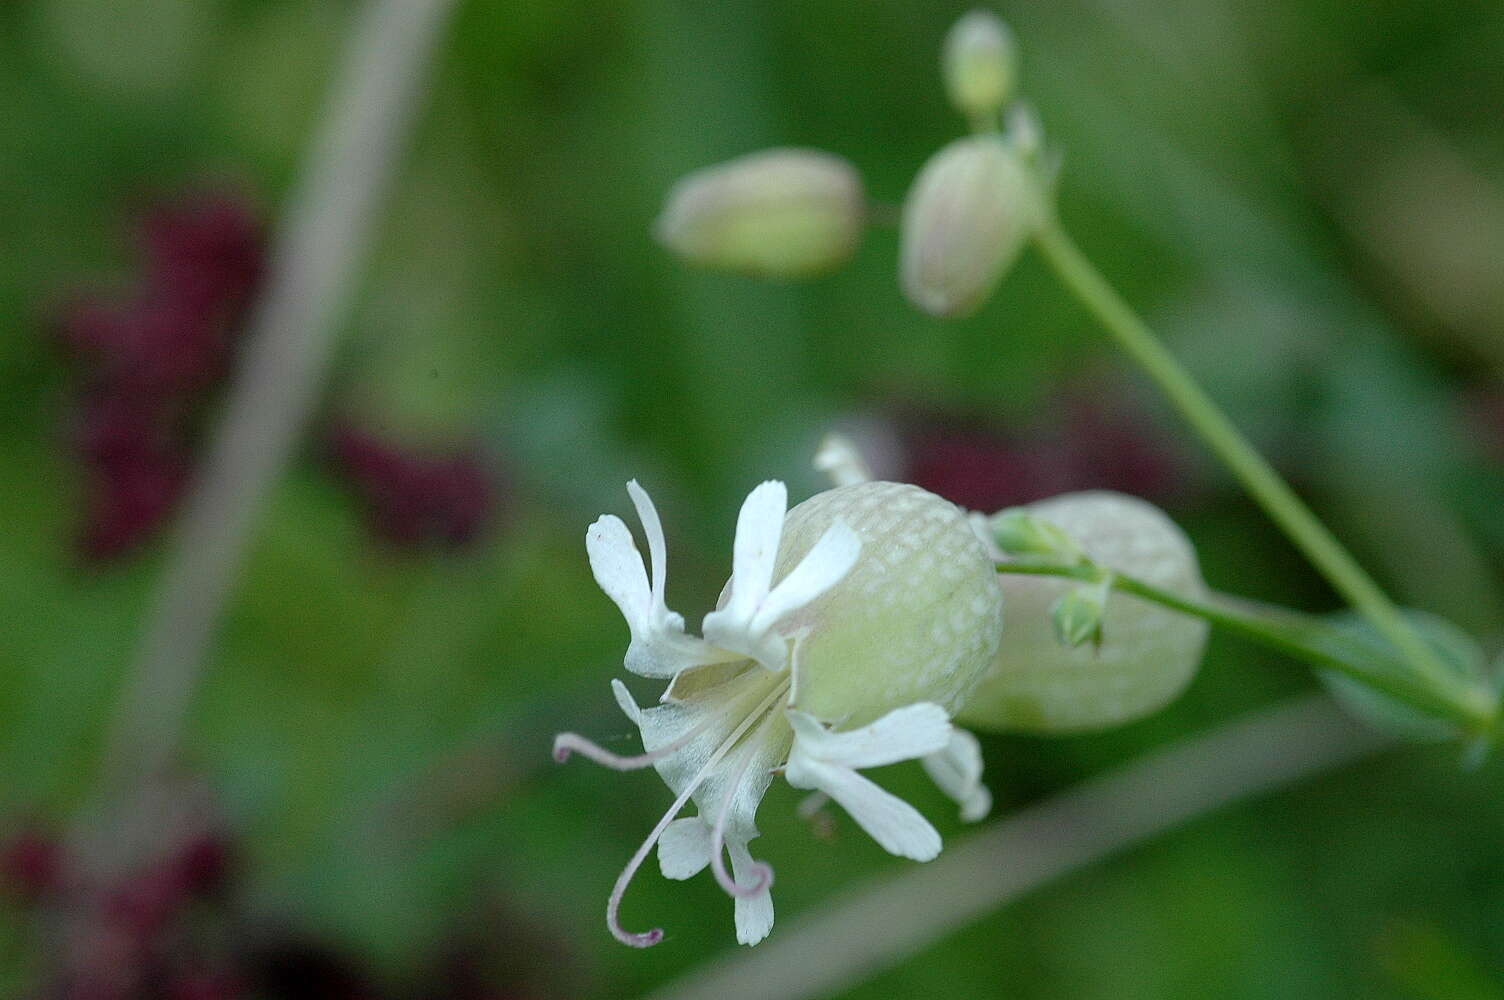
left=604, top=678, right=790, bottom=947
left=708, top=718, right=775, bottom=899
left=553, top=702, right=727, bottom=770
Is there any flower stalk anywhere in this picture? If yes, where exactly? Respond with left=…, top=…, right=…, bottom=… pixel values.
left=996, top=559, right=1495, bottom=733
left=1028, top=216, right=1489, bottom=726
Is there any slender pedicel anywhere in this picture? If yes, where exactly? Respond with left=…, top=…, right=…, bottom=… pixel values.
left=602, top=679, right=790, bottom=947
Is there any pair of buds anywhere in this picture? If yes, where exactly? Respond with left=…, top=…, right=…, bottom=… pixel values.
left=654, top=9, right=1047, bottom=319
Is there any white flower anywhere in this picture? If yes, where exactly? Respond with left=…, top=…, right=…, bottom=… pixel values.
left=555, top=477, right=1003, bottom=947
left=919, top=729, right=992, bottom=823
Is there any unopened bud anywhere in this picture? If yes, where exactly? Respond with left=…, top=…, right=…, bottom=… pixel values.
left=942, top=10, right=1017, bottom=125
left=989, top=508, right=1083, bottom=563
left=655, top=148, right=865, bottom=278
left=1051, top=576, right=1111, bottom=649
left=900, top=136, right=1039, bottom=317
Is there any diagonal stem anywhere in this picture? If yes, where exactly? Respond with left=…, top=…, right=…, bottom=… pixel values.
left=996, top=560, right=1492, bottom=731
left=1030, top=218, right=1459, bottom=700
left=101, top=0, right=458, bottom=794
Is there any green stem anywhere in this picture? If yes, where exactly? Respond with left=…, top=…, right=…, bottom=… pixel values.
left=1031, top=218, right=1458, bottom=697
left=997, top=560, right=1493, bottom=731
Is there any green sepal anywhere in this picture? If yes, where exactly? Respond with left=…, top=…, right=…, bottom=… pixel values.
left=990, top=509, right=1083, bottom=564
left=1050, top=574, right=1112, bottom=649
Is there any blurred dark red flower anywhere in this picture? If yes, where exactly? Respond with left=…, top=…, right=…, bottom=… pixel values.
left=1055, top=387, right=1183, bottom=501
left=1461, top=385, right=1504, bottom=463
left=56, top=292, right=237, bottom=396
left=10, top=819, right=575, bottom=1000
left=98, top=829, right=238, bottom=946
left=329, top=424, right=498, bottom=549
left=899, top=381, right=1190, bottom=512
left=904, top=420, right=1042, bottom=511
left=50, top=186, right=266, bottom=563
left=104, top=868, right=188, bottom=943
left=2, top=827, right=65, bottom=903
left=172, top=833, right=234, bottom=900
left=77, top=446, right=191, bottom=561
left=69, top=387, right=182, bottom=466
left=166, top=970, right=247, bottom=1000
left=138, top=193, right=264, bottom=317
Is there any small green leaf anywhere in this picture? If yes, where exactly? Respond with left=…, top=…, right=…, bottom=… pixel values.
left=1317, top=610, right=1490, bottom=744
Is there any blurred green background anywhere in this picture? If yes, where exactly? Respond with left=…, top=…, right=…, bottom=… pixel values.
left=3, top=0, right=1504, bottom=996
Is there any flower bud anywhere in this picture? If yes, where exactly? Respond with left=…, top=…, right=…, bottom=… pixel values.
left=942, top=10, right=1017, bottom=125
left=988, top=508, right=1083, bottom=563
left=959, top=491, right=1208, bottom=733
left=900, top=136, right=1039, bottom=317
left=655, top=148, right=865, bottom=278
left=1051, top=576, right=1110, bottom=649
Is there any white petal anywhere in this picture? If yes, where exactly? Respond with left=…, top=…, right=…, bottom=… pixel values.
left=786, top=703, right=952, bottom=770
left=610, top=679, right=642, bottom=724
left=658, top=818, right=712, bottom=880
left=636, top=665, right=782, bottom=802
left=626, top=480, right=671, bottom=610
left=693, top=709, right=786, bottom=844
left=729, top=841, right=775, bottom=945
left=813, top=433, right=873, bottom=487
left=785, top=755, right=941, bottom=861
left=748, top=520, right=861, bottom=635
left=705, top=482, right=787, bottom=637
left=959, top=784, right=992, bottom=824
left=625, top=629, right=732, bottom=679
left=586, top=515, right=651, bottom=628
left=592, top=489, right=729, bottom=679
left=623, top=639, right=690, bottom=678
left=921, top=729, right=992, bottom=823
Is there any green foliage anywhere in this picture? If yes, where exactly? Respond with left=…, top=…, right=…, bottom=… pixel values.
left=2, top=0, right=1503, bottom=997
left=1318, top=611, right=1495, bottom=744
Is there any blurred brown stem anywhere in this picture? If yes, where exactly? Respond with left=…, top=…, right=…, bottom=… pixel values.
left=647, top=695, right=1388, bottom=1000
left=101, top=0, right=457, bottom=796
